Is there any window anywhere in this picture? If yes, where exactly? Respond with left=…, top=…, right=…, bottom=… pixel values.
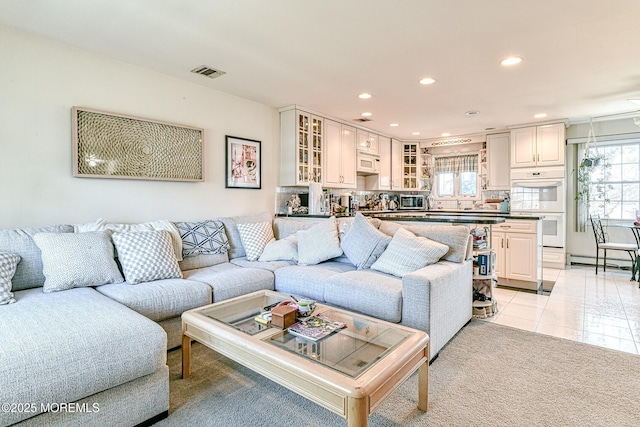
left=434, top=154, right=479, bottom=198
left=585, top=141, right=640, bottom=220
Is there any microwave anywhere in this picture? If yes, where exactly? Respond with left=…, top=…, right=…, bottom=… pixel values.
left=356, top=152, right=379, bottom=174
left=399, top=194, right=426, bottom=210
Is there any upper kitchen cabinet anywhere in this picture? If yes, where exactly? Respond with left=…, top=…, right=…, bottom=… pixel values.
left=390, top=139, right=403, bottom=190
left=357, top=129, right=380, bottom=155
left=377, top=136, right=392, bottom=190
left=510, top=123, right=565, bottom=168
left=324, top=120, right=357, bottom=188
left=402, top=142, right=419, bottom=189
left=280, top=108, right=323, bottom=186
left=486, top=133, right=510, bottom=189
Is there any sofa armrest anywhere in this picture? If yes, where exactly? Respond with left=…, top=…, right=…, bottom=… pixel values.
left=402, top=259, right=473, bottom=359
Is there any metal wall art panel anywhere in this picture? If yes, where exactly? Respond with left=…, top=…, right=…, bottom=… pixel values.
left=72, top=107, right=204, bottom=182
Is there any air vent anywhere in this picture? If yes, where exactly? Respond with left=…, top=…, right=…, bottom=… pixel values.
left=191, top=65, right=226, bottom=79
left=353, top=117, right=372, bottom=123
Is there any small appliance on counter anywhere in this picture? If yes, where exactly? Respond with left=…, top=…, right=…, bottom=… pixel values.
left=399, top=194, right=426, bottom=210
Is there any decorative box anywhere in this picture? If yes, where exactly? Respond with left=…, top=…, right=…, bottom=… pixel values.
left=271, top=305, right=297, bottom=329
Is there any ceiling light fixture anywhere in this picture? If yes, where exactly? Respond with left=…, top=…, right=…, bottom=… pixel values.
left=390, top=123, right=399, bottom=127
left=501, top=56, right=523, bottom=66
left=534, top=113, right=547, bottom=119
left=361, top=112, right=372, bottom=117
left=419, top=77, right=436, bottom=85
left=412, top=132, right=421, bottom=136
left=441, top=133, right=451, bottom=137
left=358, top=93, right=372, bottom=99
left=465, top=110, right=480, bottom=116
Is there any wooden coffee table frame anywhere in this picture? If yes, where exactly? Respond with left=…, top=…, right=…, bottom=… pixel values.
left=182, top=291, right=429, bottom=427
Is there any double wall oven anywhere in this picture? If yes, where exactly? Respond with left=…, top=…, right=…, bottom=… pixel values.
left=510, top=167, right=566, bottom=267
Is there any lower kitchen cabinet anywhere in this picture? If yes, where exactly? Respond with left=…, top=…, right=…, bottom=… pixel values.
left=493, top=220, right=542, bottom=291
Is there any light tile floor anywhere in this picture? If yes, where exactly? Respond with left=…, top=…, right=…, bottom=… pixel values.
left=480, top=265, right=640, bottom=355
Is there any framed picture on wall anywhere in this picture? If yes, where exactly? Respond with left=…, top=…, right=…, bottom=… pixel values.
left=225, top=135, right=261, bottom=189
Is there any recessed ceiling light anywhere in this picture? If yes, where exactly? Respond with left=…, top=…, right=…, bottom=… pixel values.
left=419, top=77, right=436, bottom=85
left=441, top=133, right=451, bottom=137
left=465, top=110, right=480, bottom=116
left=411, top=132, right=421, bottom=136
left=361, top=112, right=372, bottom=117
left=534, top=113, right=547, bottom=119
left=628, top=99, right=640, bottom=105
left=358, top=93, right=372, bottom=99
left=390, top=123, right=399, bottom=127
left=485, top=127, right=496, bottom=131
left=501, top=56, right=523, bottom=66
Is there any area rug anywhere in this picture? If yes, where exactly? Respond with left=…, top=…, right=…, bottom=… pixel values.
left=154, top=320, right=640, bottom=426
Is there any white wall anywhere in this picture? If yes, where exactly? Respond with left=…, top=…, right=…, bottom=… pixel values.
left=0, top=27, right=279, bottom=228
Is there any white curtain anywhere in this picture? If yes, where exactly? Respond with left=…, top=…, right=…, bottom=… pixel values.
left=434, top=154, right=478, bottom=174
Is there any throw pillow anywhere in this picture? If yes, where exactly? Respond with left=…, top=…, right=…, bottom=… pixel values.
left=112, top=230, right=183, bottom=285
left=296, top=217, right=343, bottom=266
left=258, top=235, right=298, bottom=262
left=0, top=252, right=20, bottom=304
left=218, top=212, right=272, bottom=259
left=174, top=220, right=230, bottom=257
left=237, top=222, right=275, bottom=261
left=371, top=227, right=449, bottom=277
left=341, top=213, right=392, bottom=269
left=33, top=231, right=124, bottom=293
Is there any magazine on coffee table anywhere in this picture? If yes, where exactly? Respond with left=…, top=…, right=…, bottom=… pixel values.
left=288, top=314, right=347, bottom=341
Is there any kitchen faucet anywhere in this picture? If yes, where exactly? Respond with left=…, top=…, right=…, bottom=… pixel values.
left=456, top=199, right=461, bottom=209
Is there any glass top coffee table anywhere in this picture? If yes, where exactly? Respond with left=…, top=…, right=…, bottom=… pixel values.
left=181, top=290, right=429, bottom=426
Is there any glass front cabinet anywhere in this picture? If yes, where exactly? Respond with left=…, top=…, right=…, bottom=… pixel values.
left=279, top=107, right=323, bottom=186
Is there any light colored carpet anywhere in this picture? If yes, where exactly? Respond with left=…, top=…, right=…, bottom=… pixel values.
left=154, top=320, right=640, bottom=426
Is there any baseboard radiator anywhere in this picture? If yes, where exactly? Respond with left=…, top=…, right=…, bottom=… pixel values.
left=568, top=254, right=634, bottom=270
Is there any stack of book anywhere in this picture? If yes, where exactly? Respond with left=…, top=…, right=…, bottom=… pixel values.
left=287, top=314, right=346, bottom=341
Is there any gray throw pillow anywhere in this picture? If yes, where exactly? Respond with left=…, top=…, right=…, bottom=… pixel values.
left=0, top=252, right=21, bottom=304
left=112, top=230, right=183, bottom=285
left=174, top=220, right=230, bottom=257
left=371, top=227, right=449, bottom=277
left=33, top=231, right=124, bottom=293
left=341, top=213, right=392, bottom=269
left=237, top=222, right=276, bottom=261
left=296, top=217, right=343, bottom=266
left=259, top=235, right=298, bottom=262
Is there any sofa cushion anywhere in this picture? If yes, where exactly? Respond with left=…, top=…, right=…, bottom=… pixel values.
left=174, top=220, right=230, bottom=258
left=112, top=230, right=183, bottom=285
left=340, top=213, right=392, bottom=269
left=371, top=227, right=449, bottom=277
left=274, top=261, right=356, bottom=302
left=218, top=212, right=272, bottom=259
left=33, top=231, right=124, bottom=293
left=378, top=221, right=470, bottom=263
left=95, top=278, right=211, bottom=322
left=296, top=217, right=343, bottom=265
left=0, top=287, right=166, bottom=426
left=0, top=252, right=20, bottom=305
left=272, top=217, right=320, bottom=239
left=258, top=235, right=298, bottom=262
left=0, top=224, right=74, bottom=291
left=324, top=270, right=403, bottom=323
left=76, top=218, right=184, bottom=261
left=178, top=252, right=229, bottom=271
left=230, top=257, right=296, bottom=272
left=237, top=221, right=275, bottom=261
left=183, top=263, right=274, bottom=302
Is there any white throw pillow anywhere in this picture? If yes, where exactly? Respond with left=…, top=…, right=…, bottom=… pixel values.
left=296, top=217, right=343, bottom=266
left=371, top=227, right=449, bottom=277
left=0, top=252, right=20, bottom=304
left=341, top=213, right=392, bottom=269
left=112, top=230, right=182, bottom=285
left=33, top=231, right=124, bottom=292
left=237, top=222, right=275, bottom=261
left=259, top=235, right=298, bottom=262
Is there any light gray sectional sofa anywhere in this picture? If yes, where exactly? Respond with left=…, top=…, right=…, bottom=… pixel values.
left=0, top=212, right=472, bottom=427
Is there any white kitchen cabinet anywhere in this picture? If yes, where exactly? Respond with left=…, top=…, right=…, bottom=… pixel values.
left=510, top=123, right=565, bottom=168
left=494, top=219, right=542, bottom=291
left=357, top=129, right=379, bottom=155
left=486, top=133, right=510, bottom=189
left=377, top=136, right=391, bottom=190
left=324, top=120, right=356, bottom=188
left=402, top=142, right=419, bottom=190
left=390, top=139, right=403, bottom=190
left=279, top=108, right=324, bottom=186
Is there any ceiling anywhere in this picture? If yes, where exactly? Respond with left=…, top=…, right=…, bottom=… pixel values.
left=2, top=0, right=639, bottom=139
